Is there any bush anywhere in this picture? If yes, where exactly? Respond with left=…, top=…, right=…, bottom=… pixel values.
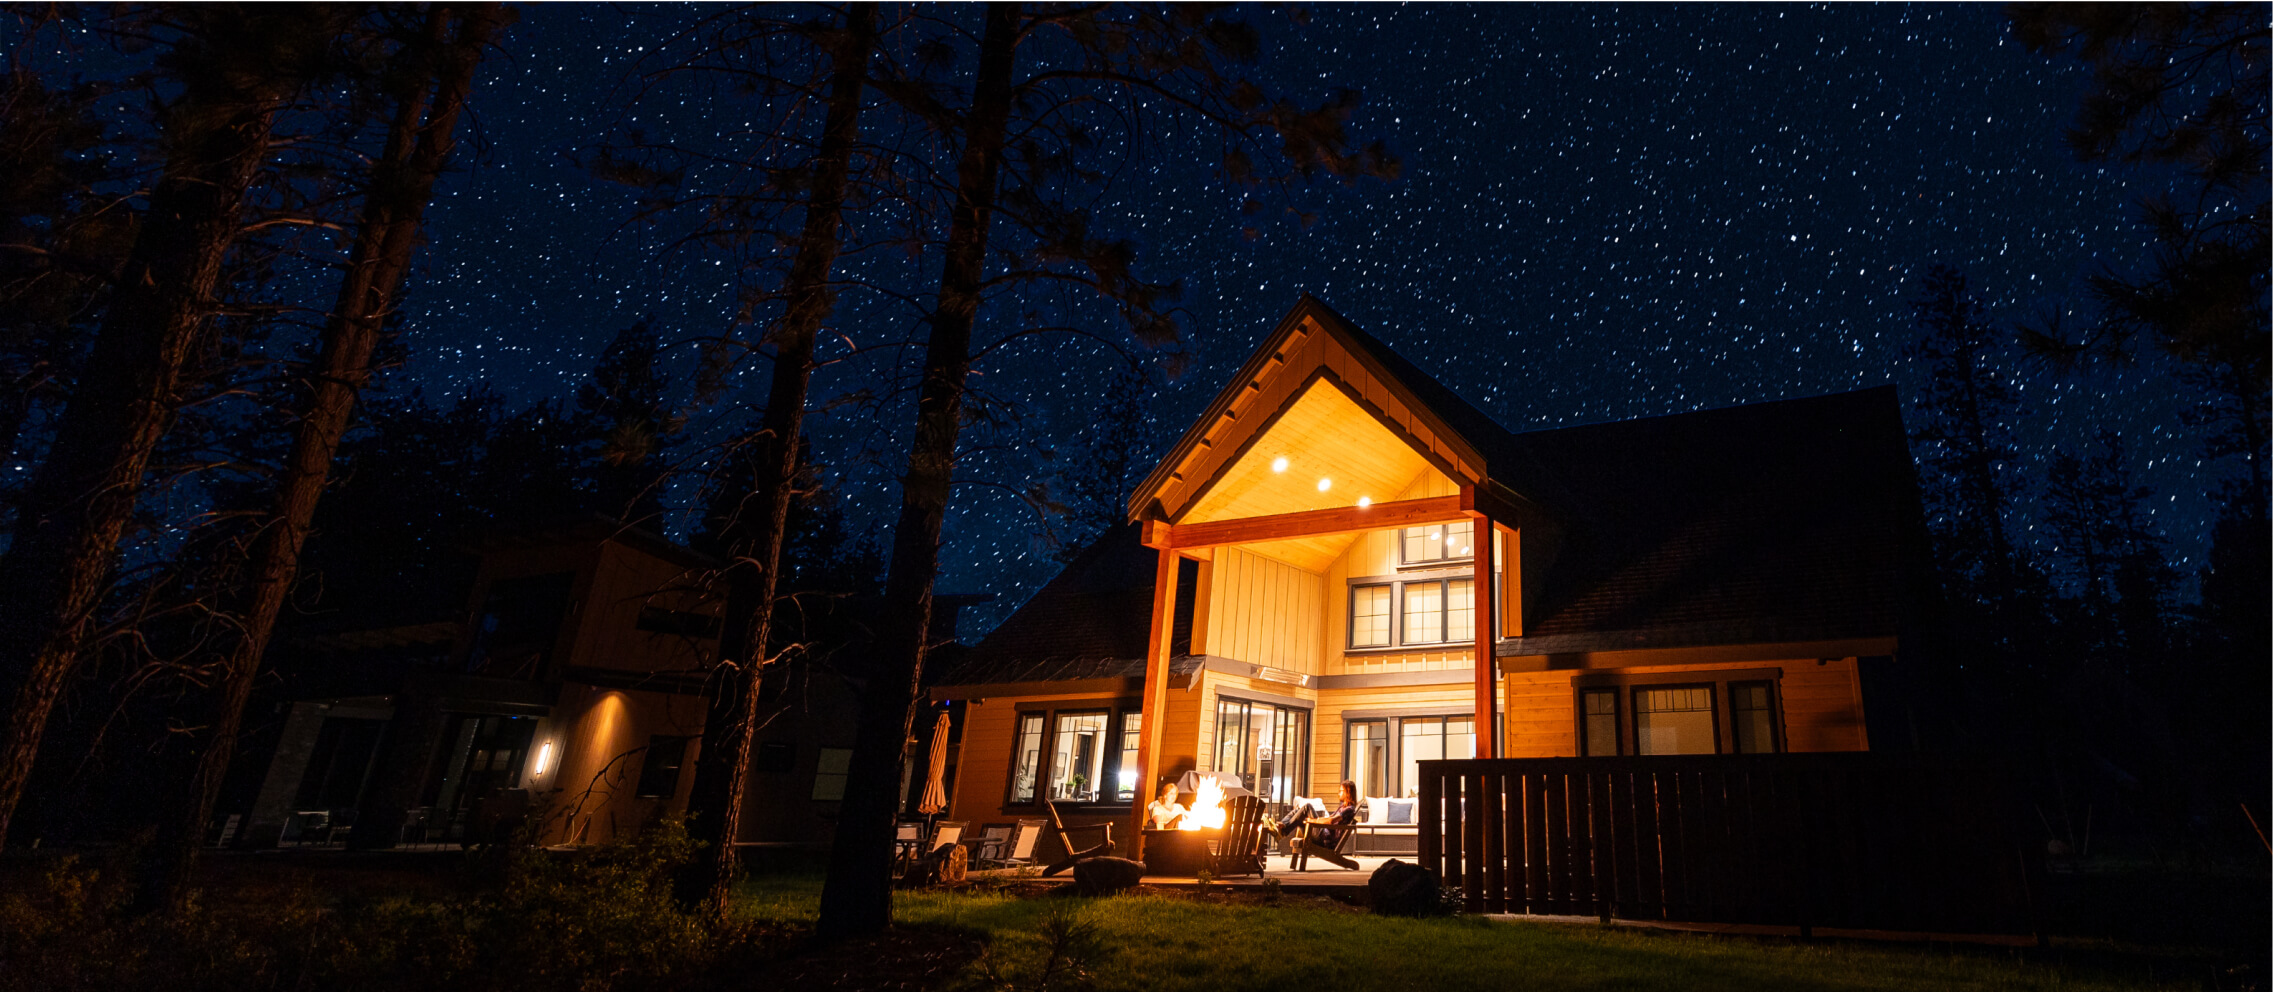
left=0, top=819, right=768, bottom=992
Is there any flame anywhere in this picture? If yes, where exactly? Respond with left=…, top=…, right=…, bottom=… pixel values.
left=1177, top=775, right=1228, bottom=831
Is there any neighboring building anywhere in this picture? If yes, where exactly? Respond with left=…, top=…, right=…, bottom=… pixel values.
left=927, top=296, right=1932, bottom=846
left=240, top=516, right=984, bottom=851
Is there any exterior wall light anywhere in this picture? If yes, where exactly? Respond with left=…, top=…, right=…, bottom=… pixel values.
left=533, top=740, right=556, bottom=776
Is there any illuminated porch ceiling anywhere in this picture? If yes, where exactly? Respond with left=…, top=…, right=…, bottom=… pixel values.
left=1179, top=378, right=1452, bottom=571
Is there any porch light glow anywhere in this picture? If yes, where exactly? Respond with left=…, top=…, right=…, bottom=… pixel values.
left=1316, top=477, right=1331, bottom=492
left=533, top=740, right=556, bottom=776
left=1271, top=456, right=1289, bottom=473
left=1357, top=496, right=1372, bottom=508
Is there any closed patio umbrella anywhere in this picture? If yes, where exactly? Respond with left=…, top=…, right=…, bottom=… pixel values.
left=917, top=709, right=952, bottom=815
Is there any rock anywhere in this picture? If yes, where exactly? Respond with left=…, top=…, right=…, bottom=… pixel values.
left=1072, top=856, right=1146, bottom=896
left=1368, top=858, right=1447, bottom=916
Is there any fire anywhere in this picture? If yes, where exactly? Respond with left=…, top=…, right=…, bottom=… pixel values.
left=1176, top=775, right=1228, bottom=831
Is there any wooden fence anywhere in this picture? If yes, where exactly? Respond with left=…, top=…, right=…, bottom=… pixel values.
left=1416, top=754, right=2037, bottom=935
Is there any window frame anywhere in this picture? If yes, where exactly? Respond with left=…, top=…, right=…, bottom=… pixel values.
left=1578, top=688, right=1622, bottom=757
left=1727, top=680, right=1783, bottom=754
left=1347, top=582, right=1394, bottom=649
left=1569, top=668, right=1784, bottom=757
left=1003, top=698, right=1142, bottom=811
left=1397, top=521, right=1477, bottom=567
left=1213, top=694, right=1312, bottom=807
left=1344, top=718, right=1390, bottom=799
left=1337, top=709, right=1476, bottom=798
left=1395, top=577, right=1476, bottom=646
left=1631, top=683, right=1721, bottom=756
left=1044, top=708, right=1113, bottom=804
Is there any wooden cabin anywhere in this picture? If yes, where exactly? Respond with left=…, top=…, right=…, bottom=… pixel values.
left=928, top=296, right=1930, bottom=850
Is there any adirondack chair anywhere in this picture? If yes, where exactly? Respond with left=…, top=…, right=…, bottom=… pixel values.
left=1210, top=794, right=1268, bottom=877
left=1041, top=800, right=1114, bottom=876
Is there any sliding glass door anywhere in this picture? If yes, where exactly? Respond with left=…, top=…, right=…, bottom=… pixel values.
left=1214, top=696, right=1311, bottom=805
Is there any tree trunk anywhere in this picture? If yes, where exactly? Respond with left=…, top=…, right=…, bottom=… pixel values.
left=135, top=4, right=505, bottom=910
left=816, top=2, right=1019, bottom=941
left=678, top=3, right=876, bottom=918
left=0, top=16, right=301, bottom=845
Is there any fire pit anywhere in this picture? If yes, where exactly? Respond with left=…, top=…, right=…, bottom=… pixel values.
left=1138, top=772, right=1237, bottom=877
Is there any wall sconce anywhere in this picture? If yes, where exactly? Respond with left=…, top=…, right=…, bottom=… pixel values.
left=533, top=740, right=556, bottom=776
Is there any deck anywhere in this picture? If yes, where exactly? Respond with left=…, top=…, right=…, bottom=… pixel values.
left=975, top=853, right=1399, bottom=892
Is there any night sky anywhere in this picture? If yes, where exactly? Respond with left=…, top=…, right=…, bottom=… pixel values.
left=395, top=4, right=2225, bottom=637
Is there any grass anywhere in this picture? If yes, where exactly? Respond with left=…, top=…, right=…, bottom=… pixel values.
left=739, top=874, right=2214, bottom=992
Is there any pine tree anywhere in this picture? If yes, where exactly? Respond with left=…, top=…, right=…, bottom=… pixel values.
left=576, top=320, right=677, bottom=527
left=1051, top=363, right=1154, bottom=562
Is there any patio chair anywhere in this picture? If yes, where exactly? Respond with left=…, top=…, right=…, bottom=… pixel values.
left=893, top=821, right=925, bottom=872
left=973, top=823, right=1013, bottom=861
left=927, top=820, right=967, bottom=858
left=973, top=819, right=1047, bottom=870
left=1210, top=794, right=1268, bottom=877
left=1289, top=813, right=1360, bottom=871
left=1041, top=800, right=1114, bottom=876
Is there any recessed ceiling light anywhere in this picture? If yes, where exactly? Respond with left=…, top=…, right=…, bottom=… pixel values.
left=1357, top=496, right=1372, bottom=508
left=1270, top=456, right=1288, bottom=473
left=1316, top=478, right=1331, bottom=492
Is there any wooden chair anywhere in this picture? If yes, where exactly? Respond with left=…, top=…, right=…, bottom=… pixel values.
left=1041, top=800, right=1113, bottom=876
left=1211, top=794, right=1268, bottom=877
left=1289, top=813, right=1360, bottom=871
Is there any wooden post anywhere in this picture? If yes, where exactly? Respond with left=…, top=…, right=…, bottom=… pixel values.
left=1129, top=543, right=1181, bottom=845
left=1471, top=508, right=1497, bottom=759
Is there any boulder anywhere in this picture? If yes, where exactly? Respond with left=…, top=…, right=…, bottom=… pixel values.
left=1072, top=856, right=1147, bottom=896
left=1368, top=858, right=1447, bottom=916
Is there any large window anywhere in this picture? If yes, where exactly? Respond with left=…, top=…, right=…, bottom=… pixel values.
left=1350, top=584, right=1392, bottom=648
left=1400, top=521, right=1475, bottom=565
left=1729, top=682, right=1779, bottom=754
left=1398, top=715, right=1475, bottom=796
left=1007, top=703, right=1141, bottom=807
left=1048, top=711, right=1110, bottom=801
left=1009, top=713, right=1045, bottom=804
left=1215, top=696, right=1310, bottom=806
left=1634, top=686, right=1717, bottom=755
left=1346, top=720, right=1388, bottom=798
left=635, top=736, right=689, bottom=798
left=1398, top=579, right=1474, bottom=645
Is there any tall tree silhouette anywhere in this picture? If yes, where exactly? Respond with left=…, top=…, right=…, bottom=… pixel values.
left=1050, top=362, right=1154, bottom=562
left=0, top=6, right=357, bottom=842
left=136, top=3, right=506, bottom=910
left=1905, top=266, right=2021, bottom=608
left=576, top=319, right=677, bottom=527
left=820, top=3, right=1397, bottom=938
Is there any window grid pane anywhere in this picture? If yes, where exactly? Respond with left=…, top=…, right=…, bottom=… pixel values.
left=1634, top=686, right=1716, bottom=755
left=1582, top=690, right=1619, bottom=756
left=1404, top=581, right=1443, bottom=643
left=1116, top=713, right=1143, bottom=800
left=1010, top=713, right=1045, bottom=803
left=1351, top=585, right=1391, bottom=647
left=1048, top=712, right=1109, bottom=801
left=1730, top=682, right=1775, bottom=754
left=1447, top=579, right=1474, bottom=642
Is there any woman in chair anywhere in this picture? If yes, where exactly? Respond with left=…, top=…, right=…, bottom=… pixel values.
left=1145, top=780, right=1188, bottom=830
left=1266, top=780, right=1361, bottom=870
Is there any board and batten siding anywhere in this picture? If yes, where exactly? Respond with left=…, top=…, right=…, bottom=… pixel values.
left=1204, top=547, right=1325, bottom=676
left=1323, top=473, right=1482, bottom=676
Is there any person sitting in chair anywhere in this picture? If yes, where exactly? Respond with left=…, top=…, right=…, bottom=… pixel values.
left=1146, top=781, right=1188, bottom=830
left=1265, top=780, right=1361, bottom=870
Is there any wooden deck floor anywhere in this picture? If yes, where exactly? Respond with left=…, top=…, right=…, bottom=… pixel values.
left=976, top=853, right=1398, bottom=892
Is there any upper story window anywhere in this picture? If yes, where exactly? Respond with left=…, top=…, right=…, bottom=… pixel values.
left=1400, top=521, right=1474, bottom=565
left=1350, top=584, right=1393, bottom=648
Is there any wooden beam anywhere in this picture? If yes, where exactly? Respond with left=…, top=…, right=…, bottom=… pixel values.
left=1129, top=548, right=1180, bottom=844
left=1460, top=482, right=1525, bottom=526
left=1159, top=495, right=1463, bottom=550
left=1472, top=508, right=1498, bottom=760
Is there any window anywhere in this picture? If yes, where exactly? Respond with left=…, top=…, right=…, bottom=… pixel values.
left=1350, top=584, right=1392, bottom=647
left=1398, top=715, right=1474, bottom=797
left=1048, top=711, right=1110, bottom=801
left=812, top=747, right=853, bottom=801
left=1580, top=690, right=1620, bottom=756
left=1215, top=696, right=1310, bottom=805
left=1400, top=521, right=1475, bottom=565
left=1634, top=686, right=1717, bottom=755
left=1397, top=578, right=1475, bottom=645
left=1730, top=682, right=1779, bottom=754
left=754, top=741, right=795, bottom=773
left=1115, top=713, right=1143, bottom=802
left=636, top=736, right=689, bottom=798
left=1347, top=720, right=1388, bottom=798
left=1009, top=713, right=1045, bottom=804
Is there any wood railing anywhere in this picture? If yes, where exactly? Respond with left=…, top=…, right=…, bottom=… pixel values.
left=1416, top=754, right=2037, bottom=935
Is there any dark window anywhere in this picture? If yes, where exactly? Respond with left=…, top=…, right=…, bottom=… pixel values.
left=1580, top=689, right=1620, bottom=756
left=1730, top=681, right=1780, bottom=754
left=636, top=607, right=721, bottom=639
left=423, top=714, right=536, bottom=812
left=812, top=747, right=852, bottom=801
left=294, top=717, right=385, bottom=810
left=1346, top=719, right=1388, bottom=798
left=755, top=742, right=795, bottom=773
left=1215, top=696, right=1310, bottom=805
left=1399, top=521, right=1475, bottom=565
left=1634, top=686, right=1717, bottom=755
left=636, top=736, right=690, bottom=798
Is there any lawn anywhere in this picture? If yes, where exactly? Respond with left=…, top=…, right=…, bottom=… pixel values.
left=741, top=874, right=2214, bottom=992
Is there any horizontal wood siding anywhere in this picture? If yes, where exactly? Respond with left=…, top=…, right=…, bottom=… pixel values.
left=1501, top=656, right=1871, bottom=759
left=1312, top=683, right=1496, bottom=799
left=1505, top=669, right=1579, bottom=757
left=949, top=691, right=1124, bottom=823
left=1781, top=657, right=1868, bottom=751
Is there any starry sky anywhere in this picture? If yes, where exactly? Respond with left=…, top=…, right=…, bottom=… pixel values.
left=395, top=3, right=2231, bottom=637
